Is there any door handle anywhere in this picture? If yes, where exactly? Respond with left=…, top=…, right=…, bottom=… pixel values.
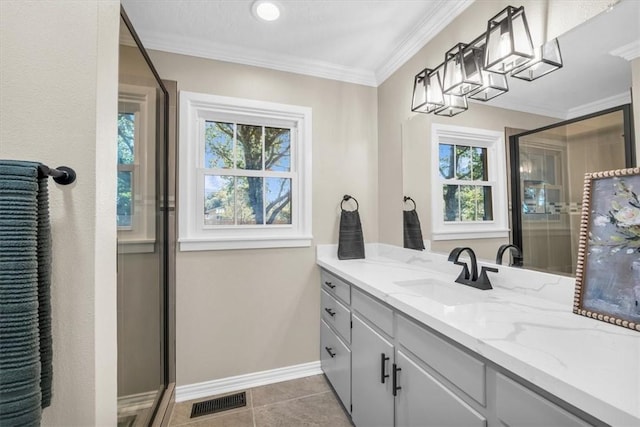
left=324, top=308, right=336, bottom=317
left=392, top=363, right=402, bottom=396
left=325, top=346, right=336, bottom=358
left=381, top=353, right=390, bottom=384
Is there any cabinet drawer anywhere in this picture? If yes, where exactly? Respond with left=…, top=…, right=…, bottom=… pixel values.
left=397, top=315, right=485, bottom=405
left=321, top=269, right=350, bottom=305
left=496, top=373, right=589, bottom=427
left=321, top=289, right=351, bottom=343
left=320, top=319, right=351, bottom=411
left=351, top=288, right=393, bottom=337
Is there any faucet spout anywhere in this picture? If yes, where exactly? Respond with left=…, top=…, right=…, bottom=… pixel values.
left=496, top=244, right=523, bottom=267
left=447, top=247, right=478, bottom=281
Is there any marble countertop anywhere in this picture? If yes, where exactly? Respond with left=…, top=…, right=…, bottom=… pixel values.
left=316, top=243, right=640, bottom=426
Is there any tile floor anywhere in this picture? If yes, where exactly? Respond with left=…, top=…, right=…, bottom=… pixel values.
left=169, top=375, right=353, bottom=427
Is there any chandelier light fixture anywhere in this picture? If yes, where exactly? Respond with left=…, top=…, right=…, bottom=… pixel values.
left=411, top=5, right=563, bottom=117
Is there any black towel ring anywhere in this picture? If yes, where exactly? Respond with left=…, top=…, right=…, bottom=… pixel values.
left=341, top=194, right=359, bottom=211
left=403, top=196, right=416, bottom=210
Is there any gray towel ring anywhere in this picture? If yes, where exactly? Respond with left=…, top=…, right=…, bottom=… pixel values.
left=404, top=196, right=416, bottom=210
left=341, top=194, right=359, bottom=211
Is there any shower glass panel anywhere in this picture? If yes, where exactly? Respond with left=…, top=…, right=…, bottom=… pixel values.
left=117, top=11, right=170, bottom=426
left=512, top=107, right=634, bottom=275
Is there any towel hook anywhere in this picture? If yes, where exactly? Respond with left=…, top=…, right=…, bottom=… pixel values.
left=403, top=196, right=416, bottom=210
left=341, top=194, right=359, bottom=211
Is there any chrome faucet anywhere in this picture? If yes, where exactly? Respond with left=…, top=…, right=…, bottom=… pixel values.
left=496, top=244, right=523, bottom=267
left=448, top=247, right=497, bottom=290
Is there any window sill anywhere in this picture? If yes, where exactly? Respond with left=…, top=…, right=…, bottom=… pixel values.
left=432, top=229, right=509, bottom=241
left=117, top=239, right=156, bottom=254
left=179, top=235, right=313, bottom=251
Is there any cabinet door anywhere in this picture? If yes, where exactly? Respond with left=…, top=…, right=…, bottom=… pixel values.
left=351, top=314, right=394, bottom=427
left=395, top=351, right=486, bottom=427
left=496, top=373, right=590, bottom=427
left=320, top=319, right=351, bottom=410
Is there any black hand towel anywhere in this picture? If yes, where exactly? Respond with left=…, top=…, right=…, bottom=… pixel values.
left=403, top=197, right=425, bottom=250
left=338, top=195, right=365, bottom=260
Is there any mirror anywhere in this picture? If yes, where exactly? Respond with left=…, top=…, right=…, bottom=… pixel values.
left=401, top=1, right=639, bottom=273
left=511, top=106, right=635, bottom=276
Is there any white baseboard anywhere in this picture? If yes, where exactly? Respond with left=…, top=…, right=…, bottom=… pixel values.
left=175, top=360, right=322, bottom=403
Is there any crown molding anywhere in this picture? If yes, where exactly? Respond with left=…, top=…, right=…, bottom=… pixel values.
left=566, top=91, right=631, bottom=119
left=610, top=40, right=640, bottom=61
left=470, top=97, right=567, bottom=120
left=138, top=30, right=379, bottom=86
left=374, top=0, right=475, bottom=85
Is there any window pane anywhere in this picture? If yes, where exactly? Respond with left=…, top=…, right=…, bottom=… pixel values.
left=443, top=184, right=459, bottom=222
left=236, top=176, right=263, bottom=224
left=460, top=185, right=476, bottom=221
left=456, top=145, right=471, bottom=179
left=204, top=175, right=234, bottom=225
left=439, top=144, right=454, bottom=179
left=236, top=124, right=263, bottom=170
left=265, top=178, right=291, bottom=224
left=265, top=127, right=291, bottom=172
left=117, top=171, right=133, bottom=227
left=471, top=147, right=488, bottom=180
left=118, top=113, right=135, bottom=165
left=204, top=121, right=234, bottom=168
left=482, top=186, right=494, bottom=220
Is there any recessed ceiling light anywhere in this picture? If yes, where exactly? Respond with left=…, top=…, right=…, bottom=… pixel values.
left=252, top=0, right=281, bottom=22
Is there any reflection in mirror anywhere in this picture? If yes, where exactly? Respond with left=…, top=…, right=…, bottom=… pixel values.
left=511, top=106, right=635, bottom=276
left=401, top=1, right=638, bottom=270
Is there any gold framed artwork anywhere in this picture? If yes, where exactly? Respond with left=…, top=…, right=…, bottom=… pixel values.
left=574, top=168, right=640, bottom=331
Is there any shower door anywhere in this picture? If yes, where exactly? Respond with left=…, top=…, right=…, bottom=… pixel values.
left=117, top=8, right=173, bottom=426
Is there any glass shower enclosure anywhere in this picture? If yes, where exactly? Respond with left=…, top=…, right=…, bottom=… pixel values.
left=117, top=8, right=174, bottom=426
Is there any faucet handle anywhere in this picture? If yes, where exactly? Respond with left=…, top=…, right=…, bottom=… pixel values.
left=475, top=266, right=498, bottom=290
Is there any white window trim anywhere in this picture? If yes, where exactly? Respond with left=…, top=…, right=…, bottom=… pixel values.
left=431, top=124, right=509, bottom=241
left=179, top=91, right=312, bottom=251
left=117, top=84, right=156, bottom=253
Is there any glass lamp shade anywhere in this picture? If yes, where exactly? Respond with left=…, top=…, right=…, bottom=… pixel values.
left=434, top=93, right=468, bottom=117
left=511, top=38, right=563, bottom=81
left=442, top=43, right=483, bottom=96
left=469, top=44, right=508, bottom=101
left=484, top=6, right=534, bottom=74
left=411, top=68, right=444, bottom=114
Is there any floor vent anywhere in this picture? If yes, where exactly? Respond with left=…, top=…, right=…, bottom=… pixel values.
left=190, top=391, right=247, bottom=418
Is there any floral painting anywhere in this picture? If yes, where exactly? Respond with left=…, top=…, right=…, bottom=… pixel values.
left=575, top=170, right=640, bottom=331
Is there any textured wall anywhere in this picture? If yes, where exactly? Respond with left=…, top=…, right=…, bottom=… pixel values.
left=0, top=1, right=119, bottom=425
left=149, top=51, right=378, bottom=386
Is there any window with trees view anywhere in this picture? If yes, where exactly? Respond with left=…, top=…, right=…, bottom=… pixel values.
left=118, top=112, right=135, bottom=228
left=179, top=91, right=312, bottom=251
left=431, top=124, right=508, bottom=240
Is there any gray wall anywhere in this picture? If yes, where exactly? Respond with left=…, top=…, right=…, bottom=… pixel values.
left=149, top=51, right=379, bottom=386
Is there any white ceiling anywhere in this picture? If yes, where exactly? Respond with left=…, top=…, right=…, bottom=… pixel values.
left=120, top=0, right=473, bottom=86
left=121, top=0, right=640, bottom=119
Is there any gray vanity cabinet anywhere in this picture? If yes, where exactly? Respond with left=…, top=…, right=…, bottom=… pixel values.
left=319, top=270, right=351, bottom=411
left=351, top=314, right=394, bottom=427
left=319, top=268, right=597, bottom=427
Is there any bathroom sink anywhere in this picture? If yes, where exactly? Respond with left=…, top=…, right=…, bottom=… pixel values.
left=393, top=278, right=480, bottom=306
